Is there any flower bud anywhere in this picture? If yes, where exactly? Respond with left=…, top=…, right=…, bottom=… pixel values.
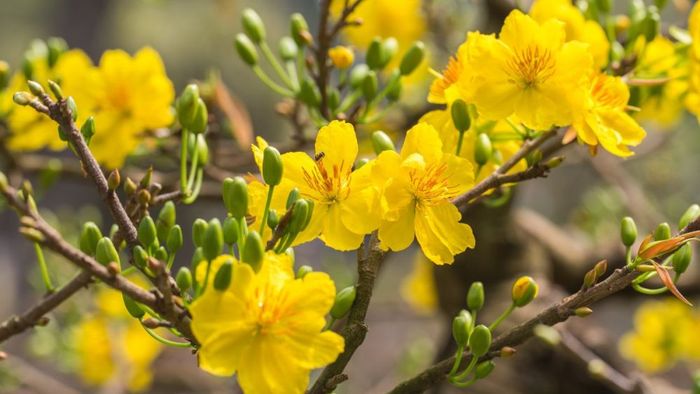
left=380, top=37, right=398, bottom=68
left=223, top=216, right=240, bottom=245
left=582, top=269, right=597, bottom=289
left=329, top=46, right=354, bottom=69
left=362, top=71, right=378, bottom=101
left=188, top=98, right=208, bottom=134
left=176, top=84, right=199, bottom=127
left=241, top=8, right=266, bottom=43
left=500, top=346, right=516, bottom=358
left=474, top=133, right=493, bottom=166
left=286, top=187, right=301, bottom=209
left=285, top=247, right=295, bottom=264
left=196, top=134, right=209, bottom=165
left=593, top=260, right=607, bottom=278
left=679, top=204, right=700, bottom=229
left=191, top=247, right=204, bottom=272
left=122, top=294, right=145, bottom=319
left=213, top=259, right=234, bottom=291
left=298, top=78, right=320, bottom=107
left=451, top=99, right=471, bottom=133
left=355, top=158, right=370, bottom=169
left=475, top=360, right=496, bottom=379
left=349, top=64, right=369, bottom=89
left=95, top=237, right=120, bottom=266
left=279, top=37, right=298, bottom=61
left=288, top=198, right=309, bottom=234
left=192, top=218, right=208, bottom=248
left=203, top=219, right=223, bottom=261
left=12, top=91, right=32, bottom=106
left=107, top=170, right=120, bottom=191
left=371, top=131, right=395, bottom=154
left=399, top=41, right=425, bottom=75
left=80, top=116, right=95, bottom=145
left=79, top=222, right=103, bottom=256
left=19, top=227, right=44, bottom=243
left=241, top=231, right=264, bottom=272
left=27, top=80, right=44, bottom=96
left=133, top=245, right=148, bottom=269
left=262, top=146, right=284, bottom=186
left=156, top=201, right=176, bottom=242
left=672, top=242, right=692, bottom=274
left=653, top=222, right=671, bottom=241
left=330, top=286, right=357, bottom=319
left=467, top=281, right=485, bottom=312
left=469, top=324, right=492, bottom=357
left=153, top=246, right=168, bottom=263
left=137, top=189, right=151, bottom=205
left=138, top=216, right=158, bottom=248
left=176, top=267, right=193, bottom=292
left=366, top=37, right=383, bottom=70
left=574, top=307, right=593, bottom=317
left=166, top=225, right=183, bottom=253
left=47, top=80, right=63, bottom=100
left=620, top=217, right=637, bottom=247
left=267, top=209, right=280, bottom=229
left=296, top=264, right=313, bottom=278
left=66, top=96, right=78, bottom=121
left=642, top=5, right=660, bottom=41
left=235, top=34, right=258, bottom=66
left=223, top=177, right=248, bottom=219
left=452, top=309, right=472, bottom=348
left=512, top=276, right=538, bottom=307
left=290, top=13, right=310, bottom=46
left=47, top=37, right=68, bottom=67
left=386, top=78, right=402, bottom=102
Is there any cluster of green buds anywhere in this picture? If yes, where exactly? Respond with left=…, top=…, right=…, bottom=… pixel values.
left=621, top=205, right=699, bottom=303
left=131, top=201, right=183, bottom=276
left=233, top=8, right=425, bottom=125
left=175, top=84, right=209, bottom=204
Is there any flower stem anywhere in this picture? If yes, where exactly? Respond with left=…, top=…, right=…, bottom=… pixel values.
left=141, top=324, right=191, bottom=348
left=456, top=131, right=466, bottom=156
left=253, top=66, right=294, bottom=97
left=34, top=243, right=54, bottom=293
left=489, top=303, right=515, bottom=331
left=448, top=345, right=464, bottom=377
left=451, top=353, right=478, bottom=382
left=260, top=41, right=293, bottom=88
left=259, top=185, right=275, bottom=237
left=179, top=128, right=190, bottom=195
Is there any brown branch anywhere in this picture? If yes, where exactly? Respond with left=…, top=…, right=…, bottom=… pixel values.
left=308, top=232, right=386, bottom=394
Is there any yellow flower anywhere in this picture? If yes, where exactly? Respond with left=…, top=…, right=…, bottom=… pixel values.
left=460, top=10, right=593, bottom=130
left=572, top=73, right=646, bottom=157
left=529, top=0, right=610, bottom=68
left=619, top=298, right=700, bottom=373
left=685, top=2, right=700, bottom=119
left=401, top=252, right=438, bottom=315
left=280, top=121, right=380, bottom=251
left=328, top=46, right=354, bottom=69
left=190, top=252, right=344, bottom=394
left=372, top=122, right=475, bottom=264
left=428, top=36, right=472, bottom=105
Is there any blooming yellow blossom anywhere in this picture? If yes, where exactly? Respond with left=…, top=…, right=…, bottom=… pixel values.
left=401, top=252, right=438, bottom=315
left=372, top=122, right=475, bottom=264
left=619, top=299, right=700, bottom=372
left=529, top=0, right=610, bottom=68
left=460, top=10, right=593, bottom=130
left=572, top=73, right=646, bottom=157
left=328, top=46, right=354, bottom=69
left=280, top=121, right=380, bottom=251
left=190, top=252, right=344, bottom=394
left=428, top=36, right=471, bottom=105
left=685, top=2, right=700, bottom=119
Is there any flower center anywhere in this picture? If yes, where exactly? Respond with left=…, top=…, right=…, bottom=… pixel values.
left=302, top=157, right=351, bottom=203
left=508, top=45, right=556, bottom=89
left=408, top=161, right=456, bottom=204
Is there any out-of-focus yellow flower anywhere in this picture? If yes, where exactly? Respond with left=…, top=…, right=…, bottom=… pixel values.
left=2, top=50, right=93, bottom=152
left=372, top=122, right=475, bottom=265
left=73, top=282, right=162, bottom=392
left=572, top=73, right=646, bottom=157
left=328, top=46, right=354, bottom=69
left=280, top=121, right=380, bottom=251
left=529, top=0, right=610, bottom=68
left=635, top=36, right=689, bottom=127
left=428, top=36, right=471, bottom=105
left=459, top=10, right=593, bottom=131
left=190, top=252, right=344, bottom=394
left=619, top=298, right=700, bottom=373
left=685, top=3, right=700, bottom=120
left=401, top=252, right=438, bottom=315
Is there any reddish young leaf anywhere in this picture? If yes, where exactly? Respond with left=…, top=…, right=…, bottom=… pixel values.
left=653, top=262, right=692, bottom=306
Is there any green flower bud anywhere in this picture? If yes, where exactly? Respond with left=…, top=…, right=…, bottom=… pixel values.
left=296, top=264, right=313, bottom=278
left=133, top=245, right=148, bottom=269
left=138, top=216, right=158, bottom=248
left=467, top=281, right=485, bottom=312
left=166, top=225, right=183, bottom=253
left=279, top=37, right=298, bottom=61
left=47, top=80, right=63, bottom=100
left=122, top=294, right=145, bottom=319
left=223, top=216, right=240, bottom=245
left=653, top=222, right=671, bottom=241
left=80, top=116, right=95, bottom=145
left=286, top=187, right=301, bottom=209
left=672, top=243, right=692, bottom=274
left=192, top=218, right=209, bottom=248
left=235, top=33, right=258, bottom=66
left=298, top=78, right=320, bottom=107
left=285, top=247, right=295, bottom=264
left=176, top=267, right=193, bottom=292
left=223, top=177, right=248, bottom=219
left=107, top=170, right=120, bottom=191
left=386, top=78, right=402, bottom=102
left=642, top=5, right=660, bottom=41
left=362, top=71, right=378, bottom=101
left=196, top=134, right=209, bottom=166
left=620, top=217, right=637, bottom=247
left=267, top=209, right=280, bottom=229
left=303, top=200, right=314, bottom=230
left=330, top=286, right=357, bottom=319
left=213, top=259, right=234, bottom=291
left=474, top=133, right=493, bottom=166
left=153, top=246, right=168, bottom=263
left=262, top=146, right=284, bottom=186
left=203, top=219, right=223, bottom=261
left=469, top=324, right=492, bottom=357
left=574, top=307, right=593, bottom=317
left=79, top=222, right=103, bottom=256
left=241, top=231, right=264, bottom=272
left=679, top=204, right=700, bottom=229
left=366, top=37, right=383, bottom=70
left=289, top=199, right=310, bottom=234
left=355, top=158, right=370, bottom=169
left=512, top=276, right=538, bottom=307
left=191, top=247, right=204, bottom=272
left=176, top=84, right=199, bottom=128
left=27, top=80, right=44, bottom=96
left=95, top=237, right=120, bottom=267
left=187, top=98, right=208, bottom=134
left=380, top=37, right=399, bottom=68
left=349, top=64, right=369, bottom=89
left=241, top=8, right=266, bottom=43
left=66, top=96, right=78, bottom=121
left=157, top=201, right=176, bottom=242
left=474, top=360, right=496, bottom=380
left=451, top=99, right=471, bottom=133
left=47, top=37, right=68, bottom=68
left=452, top=309, right=472, bottom=348
left=371, top=131, right=395, bottom=154
left=399, top=41, right=425, bottom=75
left=290, top=13, right=310, bottom=46
left=12, top=92, right=32, bottom=106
